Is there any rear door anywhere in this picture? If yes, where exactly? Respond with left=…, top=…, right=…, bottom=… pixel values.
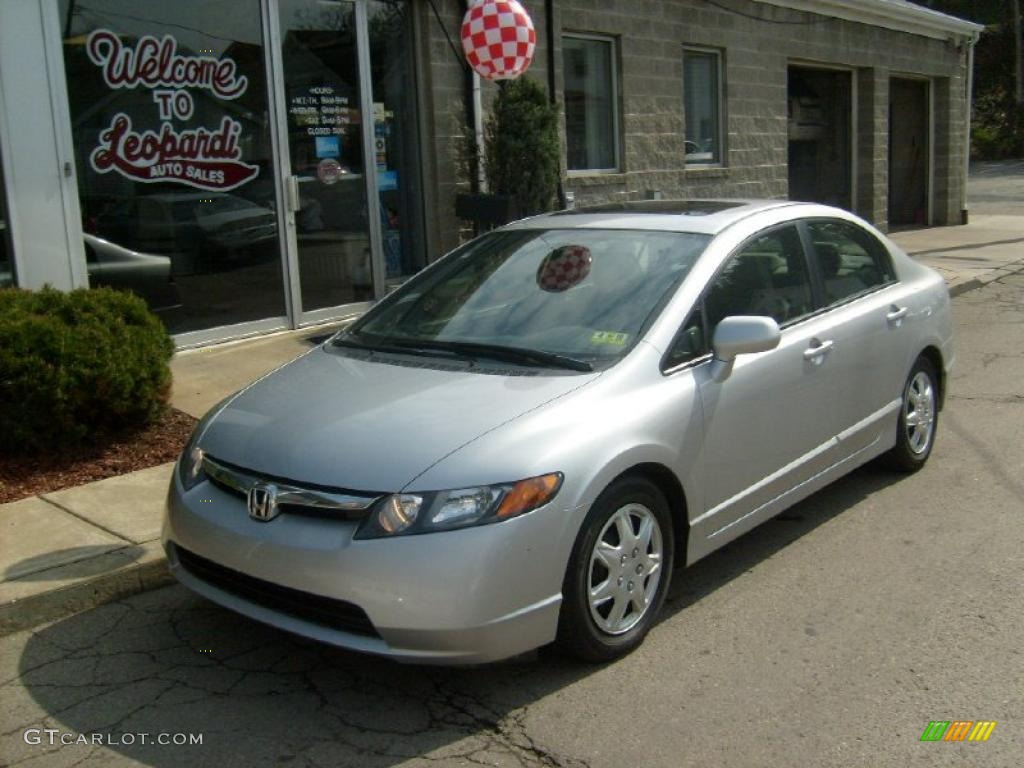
left=688, top=224, right=843, bottom=541
left=801, top=218, right=909, bottom=454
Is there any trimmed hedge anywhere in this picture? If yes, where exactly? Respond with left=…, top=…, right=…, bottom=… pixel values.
left=0, top=286, right=174, bottom=453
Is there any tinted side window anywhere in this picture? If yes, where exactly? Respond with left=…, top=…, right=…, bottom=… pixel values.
left=705, top=225, right=813, bottom=331
left=807, top=220, right=896, bottom=305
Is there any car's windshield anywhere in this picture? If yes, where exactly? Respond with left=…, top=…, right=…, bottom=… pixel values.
left=345, top=228, right=710, bottom=367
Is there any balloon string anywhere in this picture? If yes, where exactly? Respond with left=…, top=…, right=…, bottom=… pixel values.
left=427, top=0, right=470, bottom=72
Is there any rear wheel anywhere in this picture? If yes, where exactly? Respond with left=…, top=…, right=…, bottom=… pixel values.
left=881, top=355, right=939, bottom=472
left=557, top=477, right=674, bottom=662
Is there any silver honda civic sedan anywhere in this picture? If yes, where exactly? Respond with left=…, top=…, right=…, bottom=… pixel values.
left=163, top=200, right=952, bottom=664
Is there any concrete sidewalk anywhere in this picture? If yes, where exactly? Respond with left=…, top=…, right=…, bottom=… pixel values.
left=0, top=325, right=336, bottom=635
left=889, top=213, right=1024, bottom=297
left=2, top=213, right=1022, bottom=637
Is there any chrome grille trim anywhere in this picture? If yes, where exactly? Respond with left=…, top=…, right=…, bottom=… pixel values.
left=202, top=455, right=381, bottom=512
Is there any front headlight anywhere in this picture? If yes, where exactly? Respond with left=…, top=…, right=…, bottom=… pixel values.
left=354, top=472, right=563, bottom=539
left=176, top=395, right=235, bottom=492
left=177, top=430, right=206, bottom=491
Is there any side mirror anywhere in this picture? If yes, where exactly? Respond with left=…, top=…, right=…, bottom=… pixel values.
left=710, top=315, right=781, bottom=382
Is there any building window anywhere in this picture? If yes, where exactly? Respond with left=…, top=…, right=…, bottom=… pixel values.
left=563, top=35, right=619, bottom=172
left=683, top=48, right=723, bottom=165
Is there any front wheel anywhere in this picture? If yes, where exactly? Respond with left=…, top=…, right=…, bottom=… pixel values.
left=881, top=355, right=939, bottom=472
left=557, top=477, right=674, bottom=662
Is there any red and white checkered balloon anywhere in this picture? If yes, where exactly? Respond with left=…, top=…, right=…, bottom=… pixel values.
left=461, top=0, right=536, bottom=81
left=537, top=245, right=592, bottom=292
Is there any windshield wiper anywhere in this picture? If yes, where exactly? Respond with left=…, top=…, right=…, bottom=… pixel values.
left=331, top=334, right=469, bottom=361
left=387, top=338, right=594, bottom=372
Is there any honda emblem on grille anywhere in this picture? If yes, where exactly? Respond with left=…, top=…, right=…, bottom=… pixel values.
left=247, top=483, right=279, bottom=521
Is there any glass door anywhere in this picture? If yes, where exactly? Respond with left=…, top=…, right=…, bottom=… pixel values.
left=277, top=0, right=377, bottom=317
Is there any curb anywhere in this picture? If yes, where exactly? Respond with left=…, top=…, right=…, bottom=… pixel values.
left=946, top=258, right=1024, bottom=298
left=948, top=278, right=984, bottom=297
left=0, top=547, right=173, bottom=637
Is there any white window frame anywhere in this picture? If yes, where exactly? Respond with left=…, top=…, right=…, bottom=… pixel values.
left=563, top=32, right=621, bottom=175
left=683, top=46, right=725, bottom=167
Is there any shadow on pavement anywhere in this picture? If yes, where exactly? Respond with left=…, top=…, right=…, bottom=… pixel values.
left=14, top=464, right=900, bottom=767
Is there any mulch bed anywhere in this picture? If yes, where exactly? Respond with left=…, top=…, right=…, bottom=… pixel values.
left=0, top=408, right=197, bottom=504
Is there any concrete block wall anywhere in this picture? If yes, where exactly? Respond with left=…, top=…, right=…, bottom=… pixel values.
left=418, top=0, right=971, bottom=257
left=856, top=67, right=889, bottom=230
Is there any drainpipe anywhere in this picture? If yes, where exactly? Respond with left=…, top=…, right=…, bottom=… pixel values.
left=545, top=0, right=567, bottom=208
left=461, top=0, right=485, bottom=194
left=961, top=31, right=979, bottom=225
left=473, top=71, right=486, bottom=192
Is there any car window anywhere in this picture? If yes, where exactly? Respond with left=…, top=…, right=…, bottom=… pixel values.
left=664, top=306, right=707, bottom=369
left=705, top=225, right=813, bottom=331
left=350, top=228, right=711, bottom=365
left=807, top=219, right=895, bottom=305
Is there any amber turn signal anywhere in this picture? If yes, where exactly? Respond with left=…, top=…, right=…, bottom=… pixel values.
left=494, top=473, right=563, bottom=519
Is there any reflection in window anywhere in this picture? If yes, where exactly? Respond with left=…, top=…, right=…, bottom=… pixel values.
left=563, top=35, right=618, bottom=171
left=684, top=49, right=722, bottom=165
left=59, top=0, right=285, bottom=335
left=355, top=229, right=709, bottom=362
left=705, top=226, right=812, bottom=328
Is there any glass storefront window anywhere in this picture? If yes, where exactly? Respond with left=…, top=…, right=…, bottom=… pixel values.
left=60, top=0, right=286, bottom=335
left=0, top=152, right=13, bottom=287
left=368, top=0, right=425, bottom=284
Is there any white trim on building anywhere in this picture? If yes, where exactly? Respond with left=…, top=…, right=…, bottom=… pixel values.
left=753, top=0, right=983, bottom=41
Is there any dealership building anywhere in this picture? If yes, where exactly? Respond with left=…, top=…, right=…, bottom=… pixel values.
left=0, top=0, right=981, bottom=347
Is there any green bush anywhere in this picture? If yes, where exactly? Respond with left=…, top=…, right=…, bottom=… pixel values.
left=0, top=286, right=174, bottom=453
left=484, top=77, right=561, bottom=216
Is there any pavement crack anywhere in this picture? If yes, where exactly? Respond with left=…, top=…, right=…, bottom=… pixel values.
left=948, top=393, right=1024, bottom=405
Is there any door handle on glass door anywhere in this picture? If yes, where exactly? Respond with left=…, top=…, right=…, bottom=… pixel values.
left=803, top=339, right=834, bottom=360
left=286, top=176, right=301, bottom=214
left=886, top=305, right=909, bottom=324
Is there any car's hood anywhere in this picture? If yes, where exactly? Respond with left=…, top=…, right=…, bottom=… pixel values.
left=197, top=346, right=599, bottom=492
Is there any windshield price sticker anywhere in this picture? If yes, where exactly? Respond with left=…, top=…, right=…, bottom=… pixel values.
left=591, top=331, right=629, bottom=346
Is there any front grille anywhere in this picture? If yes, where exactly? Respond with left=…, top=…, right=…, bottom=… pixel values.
left=175, top=546, right=380, bottom=638
left=202, top=455, right=380, bottom=521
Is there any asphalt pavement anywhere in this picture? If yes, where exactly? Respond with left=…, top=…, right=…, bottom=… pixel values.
left=2, top=272, right=1022, bottom=767
left=968, top=160, right=1024, bottom=215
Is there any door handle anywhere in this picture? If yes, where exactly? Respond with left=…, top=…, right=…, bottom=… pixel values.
left=803, top=339, right=834, bottom=360
left=886, top=305, right=909, bottom=324
left=285, top=175, right=301, bottom=213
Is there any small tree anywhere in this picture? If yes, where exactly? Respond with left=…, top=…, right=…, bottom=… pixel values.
left=484, top=77, right=561, bottom=217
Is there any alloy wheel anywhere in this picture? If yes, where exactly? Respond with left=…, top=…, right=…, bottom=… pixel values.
left=905, top=370, right=936, bottom=455
left=587, top=503, right=664, bottom=635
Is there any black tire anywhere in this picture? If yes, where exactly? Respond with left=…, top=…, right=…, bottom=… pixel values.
left=880, top=355, right=939, bottom=472
left=556, top=476, right=674, bottom=663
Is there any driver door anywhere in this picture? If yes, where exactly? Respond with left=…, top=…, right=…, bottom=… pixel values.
left=692, top=224, right=843, bottom=546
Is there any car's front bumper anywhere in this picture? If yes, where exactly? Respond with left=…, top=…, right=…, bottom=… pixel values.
left=162, top=467, right=571, bottom=664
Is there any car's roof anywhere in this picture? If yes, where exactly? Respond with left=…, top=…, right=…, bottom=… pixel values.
left=506, top=199, right=812, bottom=236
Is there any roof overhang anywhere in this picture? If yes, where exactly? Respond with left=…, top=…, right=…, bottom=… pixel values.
left=753, top=0, right=983, bottom=42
